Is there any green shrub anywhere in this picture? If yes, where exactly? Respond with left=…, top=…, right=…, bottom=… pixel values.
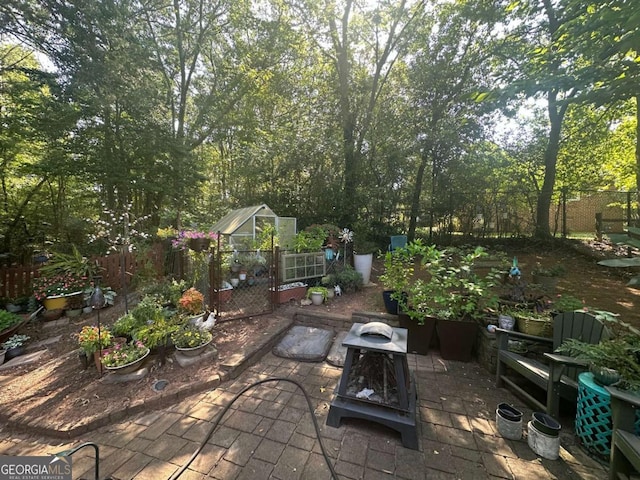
left=335, top=266, right=363, bottom=292
left=0, top=310, right=23, bottom=332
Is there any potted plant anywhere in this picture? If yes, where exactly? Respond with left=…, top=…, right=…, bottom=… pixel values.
left=321, top=274, right=338, bottom=298
left=307, top=286, right=329, bottom=305
left=551, top=294, right=585, bottom=313
left=171, top=325, right=213, bottom=357
left=395, top=241, right=443, bottom=355
left=433, top=247, right=500, bottom=362
left=506, top=308, right=554, bottom=337
left=76, top=325, right=113, bottom=371
left=129, top=296, right=179, bottom=357
left=178, top=287, right=205, bottom=317
left=399, top=244, right=499, bottom=360
left=34, top=246, right=100, bottom=310
left=32, top=272, right=90, bottom=310
left=76, top=325, right=113, bottom=355
left=101, top=340, right=150, bottom=374
left=293, top=225, right=328, bottom=253
left=379, top=246, right=414, bottom=314
left=352, top=231, right=377, bottom=285
left=39, top=245, right=101, bottom=279
left=112, top=313, right=146, bottom=340
left=556, top=335, right=640, bottom=391
left=1, top=334, right=30, bottom=360
left=5, top=296, right=27, bottom=313
left=171, top=230, right=218, bottom=252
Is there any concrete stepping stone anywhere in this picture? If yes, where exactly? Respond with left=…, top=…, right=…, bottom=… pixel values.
left=272, top=325, right=333, bottom=362
left=326, top=330, right=349, bottom=367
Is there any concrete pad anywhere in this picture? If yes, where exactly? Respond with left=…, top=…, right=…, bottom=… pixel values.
left=174, top=347, right=218, bottom=367
left=272, top=325, right=333, bottom=362
left=30, top=335, right=62, bottom=349
left=101, top=367, right=150, bottom=384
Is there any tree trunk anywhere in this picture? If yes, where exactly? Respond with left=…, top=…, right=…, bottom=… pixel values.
left=535, top=90, right=565, bottom=238
left=636, top=94, right=640, bottom=220
left=408, top=151, right=429, bottom=242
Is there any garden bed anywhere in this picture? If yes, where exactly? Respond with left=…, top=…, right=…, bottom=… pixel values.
left=1, top=239, right=640, bottom=438
left=0, top=303, right=291, bottom=437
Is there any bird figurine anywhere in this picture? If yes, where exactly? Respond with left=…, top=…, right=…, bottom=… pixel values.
left=189, top=310, right=216, bottom=332
left=509, top=257, right=521, bottom=278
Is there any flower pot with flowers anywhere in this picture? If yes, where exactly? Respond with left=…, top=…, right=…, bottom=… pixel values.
left=172, top=325, right=213, bottom=357
left=102, top=340, right=150, bottom=374
left=32, top=272, right=89, bottom=311
left=172, top=230, right=218, bottom=252
left=178, top=287, right=206, bottom=320
left=76, top=325, right=113, bottom=371
left=2, top=334, right=30, bottom=360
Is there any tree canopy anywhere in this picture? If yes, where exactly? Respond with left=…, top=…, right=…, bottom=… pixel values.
left=0, top=0, right=637, bottom=259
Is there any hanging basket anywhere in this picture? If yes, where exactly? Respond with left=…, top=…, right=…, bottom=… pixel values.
left=188, top=238, right=211, bottom=252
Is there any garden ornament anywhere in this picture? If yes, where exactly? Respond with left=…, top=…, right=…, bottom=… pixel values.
left=509, top=257, right=521, bottom=278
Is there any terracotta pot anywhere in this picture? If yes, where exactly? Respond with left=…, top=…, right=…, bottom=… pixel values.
left=93, top=349, right=112, bottom=373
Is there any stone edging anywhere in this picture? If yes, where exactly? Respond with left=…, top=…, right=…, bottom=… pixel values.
left=0, top=316, right=293, bottom=439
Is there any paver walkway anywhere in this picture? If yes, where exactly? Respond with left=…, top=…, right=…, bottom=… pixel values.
left=0, top=350, right=606, bottom=479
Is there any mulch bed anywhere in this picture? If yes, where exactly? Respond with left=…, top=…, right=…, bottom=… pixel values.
left=0, top=303, right=291, bottom=438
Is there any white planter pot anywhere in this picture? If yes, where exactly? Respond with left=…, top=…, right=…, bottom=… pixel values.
left=354, top=253, right=373, bottom=285
left=310, top=292, right=324, bottom=305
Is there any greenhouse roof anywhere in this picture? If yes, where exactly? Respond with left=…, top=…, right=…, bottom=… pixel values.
left=212, top=204, right=277, bottom=235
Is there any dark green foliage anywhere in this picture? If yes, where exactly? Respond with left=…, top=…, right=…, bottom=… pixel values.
left=557, top=336, right=640, bottom=392
left=0, top=310, right=23, bottom=332
left=335, top=266, right=363, bottom=293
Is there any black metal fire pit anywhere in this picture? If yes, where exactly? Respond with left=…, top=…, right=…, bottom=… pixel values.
left=326, top=322, right=418, bottom=450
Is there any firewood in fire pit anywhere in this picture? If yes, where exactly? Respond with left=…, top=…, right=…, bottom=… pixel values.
left=345, top=351, right=399, bottom=406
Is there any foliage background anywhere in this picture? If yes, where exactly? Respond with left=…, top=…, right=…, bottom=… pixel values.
left=0, top=0, right=637, bottom=261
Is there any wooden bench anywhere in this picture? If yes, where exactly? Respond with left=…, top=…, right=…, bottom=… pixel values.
left=607, top=386, right=640, bottom=480
left=495, top=311, right=610, bottom=420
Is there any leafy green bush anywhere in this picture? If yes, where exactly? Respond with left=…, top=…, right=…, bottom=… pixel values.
left=112, top=313, right=146, bottom=337
left=335, top=266, right=363, bottom=292
left=0, top=310, right=23, bottom=332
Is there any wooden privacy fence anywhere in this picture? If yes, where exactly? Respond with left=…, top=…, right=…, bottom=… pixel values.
left=0, top=243, right=166, bottom=300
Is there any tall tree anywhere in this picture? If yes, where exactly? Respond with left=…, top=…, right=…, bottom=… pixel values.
left=406, top=0, right=502, bottom=240
left=292, top=0, right=425, bottom=228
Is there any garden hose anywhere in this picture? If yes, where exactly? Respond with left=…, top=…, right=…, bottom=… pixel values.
left=168, top=377, right=340, bottom=480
